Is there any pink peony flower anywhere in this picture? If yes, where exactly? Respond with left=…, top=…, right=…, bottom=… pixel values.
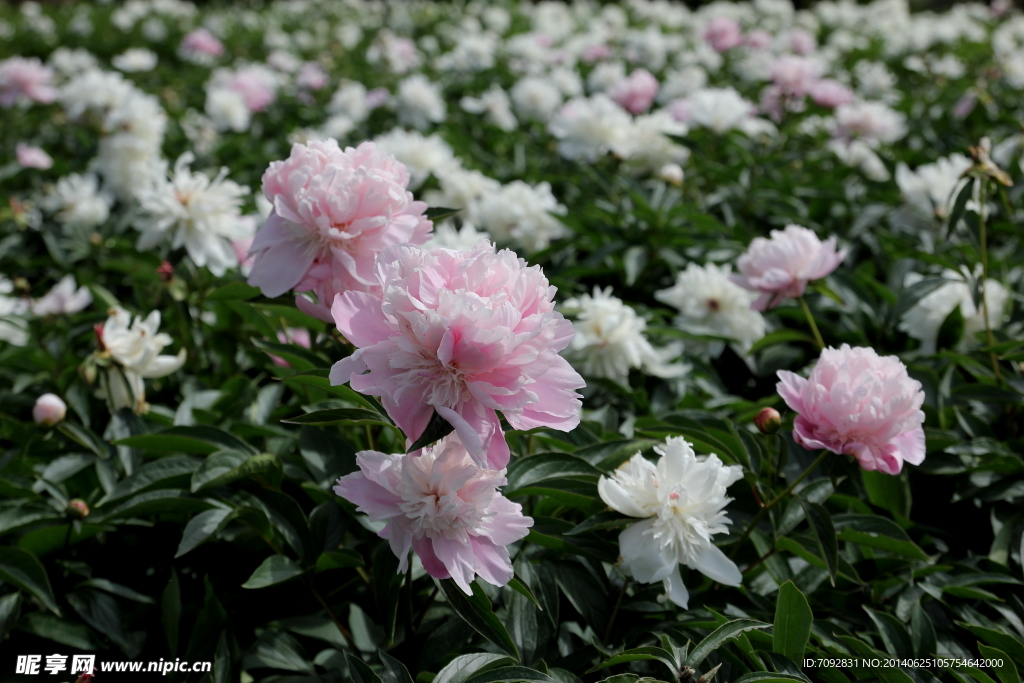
left=297, top=62, right=328, bottom=91
left=609, top=68, right=659, bottom=115
left=365, top=87, right=391, bottom=109
left=582, top=44, right=614, bottom=63
left=0, top=57, right=57, bottom=107
left=334, top=435, right=532, bottom=594
left=228, top=67, right=276, bottom=112
left=182, top=28, right=224, bottom=58
left=704, top=17, right=744, bottom=52
left=33, top=393, right=67, bottom=426
left=16, top=143, right=52, bottom=169
left=744, top=30, right=773, bottom=50
left=776, top=345, right=926, bottom=475
left=809, top=79, right=854, bottom=108
left=789, top=29, right=816, bottom=55
left=329, top=240, right=585, bottom=469
left=247, top=140, right=432, bottom=320
left=732, top=225, right=846, bottom=310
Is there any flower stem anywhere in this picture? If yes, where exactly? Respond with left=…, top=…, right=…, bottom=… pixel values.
left=310, top=584, right=355, bottom=650
left=977, top=179, right=1002, bottom=386
left=727, top=450, right=829, bottom=560
left=798, top=295, right=825, bottom=350
left=604, top=578, right=630, bottom=644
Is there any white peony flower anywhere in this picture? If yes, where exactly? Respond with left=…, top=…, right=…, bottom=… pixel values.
left=205, top=86, right=250, bottom=132
left=598, top=437, right=744, bottom=608
left=510, top=76, right=564, bottom=122
left=899, top=269, right=1010, bottom=355
left=655, top=263, right=766, bottom=355
left=469, top=180, right=569, bottom=252
left=374, top=128, right=455, bottom=190
left=461, top=84, right=518, bottom=132
left=563, top=287, right=687, bottom=386
left=43, top=173, right=113, bottom=230
left=0, top=276, right=29, bottom=347
left=424, top=221, right=492, bottom=252
left=548, top=94, right=632, bottom=162
left=895, top=154, right=972, bottom=220
left=395, top=74, right=447, bottom=130
left=134, top=153, right=250, bottom=276
left=98, top=306, right=186, bottom=413
left=112, top=48, right=158, bottom=73
left=98, top=89, right=167, bottom=198
left=31, top=275, right=92, bottom=316
left=671, top=87, right=754, bottom=134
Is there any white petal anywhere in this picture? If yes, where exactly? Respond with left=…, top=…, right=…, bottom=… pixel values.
left=688, top=544, right=742, bottom=587
left=663, top=567, right=690, bottom=609
left=619, top=519, right=675, bottom=583
left=597, top=476, right=649, bottom=518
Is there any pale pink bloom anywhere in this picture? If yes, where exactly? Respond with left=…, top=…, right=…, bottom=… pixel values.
left=744, top=30, right=773, bottom=50
left=789, top=29, right=816, bottom=55
left=31, top=275, right=92, bottom=316
left=704, top=17, right=743, bottom=52
left=0, top=57, right=57, bottom=107
left=182, top=28, right=224, bottom=58
left=33, top=393, right=67, bottom=426
left=732, top=225, right=846, bottom=310
left=769, top=55, right=821, bottom=98
left=247, top=140, right=431, bottom=320
left=809, top=79, right=854, bottom=108
left=777, top=345, right=926, bottom=475
left=582, top=44, right=613, bottom=63
left=297, top=62, right=328, bottom=91
left=330, top=241, right=585, bottom=469
left=16, top=144, right=52, bottom=170
left=228, top=67, right=275, bottom=112
left=365, top=87, right=390, bottom=109
left=833, top=101, right=906, bottom=145
left=268, top=327, right=312, bottom=368
left=333, top=435, right=532, bottom=594
left=609, top=69, right=659, bottom=115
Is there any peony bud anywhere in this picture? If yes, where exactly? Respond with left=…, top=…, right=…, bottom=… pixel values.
left=755, top=407, right=782, bottom=434
left=33, top=393, right=66, bottom=426
left=658, top=163, right=684, bottom=186
left=67, top=499, right=89, bottom=518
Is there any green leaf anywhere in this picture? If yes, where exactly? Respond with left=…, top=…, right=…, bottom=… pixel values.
left=380, top=649, right=417, bottom=683
left=772, top=581, right=812, bottom=664
left=748, top=329, right=819, bottom=355
left=281, top=407, right=396, bottom=427
left=686, top=618, right=771, bottom=669
left=80, top=578, right=154, bottom=604
left=96, top=489, right=217, bottom=522
left=573, top=439, right=659, bottom=469
left=281, top=368, right=388, bottom=414
left=252, top=337, right=328, bottom=371
left=99, top=455, right=201, bottom=505
left=251, top=628, right=313, bottom=673
left=0, top=547, right=60, bottom=616
left=833, top=515, right=929, bottom=560
left=191, top=451, right=283, bottom=492
left=207, top=281, right=261, bottom=301
left=464, top=667, right=556, bottom=683
left=566, top=511, right=633, bottom=536
left=115, top=425, right=257, bottom=456
left=316, top=549, right=364, bottom=572
left=864, top=607, right=913, bottom=657
left=861, top=470, right=911, bottom=518
left=894, top=277, right=949, bottom=322
left=589, top=647, right=678, bottom=679
left=58, top=422, right=112, bottom=459
left=163, top=569, right=180, bottom=656
left=507, top=577, right=543, bottom=610
left=800, top=499, right=838, bottom=586
left=373, top=542, right=404, bottom=645
left=176, top=508, right=233, bottom=557
left=242, top=554, right=305, bottom=588
left=425, top=206, right=461, bottom=221
left=348, top=654, right=385, bottom=683
left=408, top=410, right=456, bottom=452
left=433, top=654, right=516, bottom=683
left=505, top=453, right=602, bottom=490
left=20, top=612, right=97, bottom=649
left=0, top=592, right=21, bottom=641
left=958, top=623, right=1024, bottom=665
left=436, top=578, right=520, bottom=660
left=947, top=177, right=975, bottom=236
left=978, top=644, right=1020, bottom=683
left=732, top=675, right=809, bottom=683
left=68, top=588, right=138, bottom=656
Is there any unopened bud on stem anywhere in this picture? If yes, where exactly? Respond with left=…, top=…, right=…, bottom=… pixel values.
left=755, top=407, right=782, bottom=434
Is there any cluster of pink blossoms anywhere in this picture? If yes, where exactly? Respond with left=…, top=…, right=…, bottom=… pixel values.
left=250, top=138, right=582, bottom=591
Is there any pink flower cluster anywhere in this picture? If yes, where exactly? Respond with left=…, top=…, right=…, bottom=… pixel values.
left=609, top=68, right=659, bottom=114
left=732, top=224, right=846, bottom=310
left=704, top=17, right=744, bottom=52
left=226, top=66, right=276, bottom=112
left=330, top=240, right=584, bottom=469
left=181, top=28, right=225, bottom=59
left=247, top=140, right=432, bottom=320
left=334, top=435, right=532, bottom=594
left=16, top=143, right=52, bottom=169
left=0, top=57, right=56, bottom=108
left=777, top=345, right=926, bottom=475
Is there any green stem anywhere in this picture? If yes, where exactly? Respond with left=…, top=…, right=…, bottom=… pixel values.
left=310, top=584, right=355, bottom=650
left=603, top=578, right=630, bottom=644
left=728, top=450, right=829, bottom=560
left=977, top=179, right=1002, bottom=386
left=798, top=296, right=825, bottom=350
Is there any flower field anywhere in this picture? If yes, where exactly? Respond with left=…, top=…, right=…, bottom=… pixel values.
left=2, top=0, right=1024, bottom=681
